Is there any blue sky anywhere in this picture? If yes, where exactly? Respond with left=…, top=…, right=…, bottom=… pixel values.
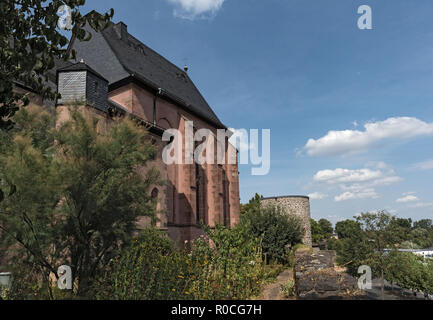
left=82, top=0, right=433, bottom=224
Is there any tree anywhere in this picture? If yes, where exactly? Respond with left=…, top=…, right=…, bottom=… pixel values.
left=0, top=106, right=160, bottom=297
left=356, top=211, right=400, bottom=300
left=333, top=225, right=372, bottom=276
left=241, top=197, right=303, bottom=263
left=318, top=219, right=333, bottom=239
left=310, top=218, right=333, bottom=243
left=384, top=250, right=426, bottom=293
left=310, top=219, right=322, bottom=243
left=0, top=1, right=113, bottom=130
left=335, top=219, right=362, bottom=239
left=240, top=193, right=262, bottom=216
left=389, top=217, right=412, bottom=243
left=409, top=228, right=433, bottom=249
left=413, top=219, right=433, bottom=231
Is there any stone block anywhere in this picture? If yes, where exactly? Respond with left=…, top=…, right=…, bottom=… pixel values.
left=298, top=277, right=314, bottom=293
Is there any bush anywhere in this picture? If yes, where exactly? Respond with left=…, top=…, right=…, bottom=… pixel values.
left=240, top=202, right=304, bottom=264
left=280, top=279, right=296, bottom=298
left=93, top=226, right=277, bottom=300
left=384, top=251, right=433, bottom=294
left=326, top=237, right=342, bottom=252
left=93, top=229, right=191, bottom=300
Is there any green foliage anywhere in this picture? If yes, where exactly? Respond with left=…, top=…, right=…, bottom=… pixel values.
left=95, top=227, right=276, bottom=300
left=331, top=212, right=433, bottom=295
left=310, top=218, right=333, bottom=243
left=188, top=224, right=267, bottom=300
left=318, top=219, right=333, bottom=238
left=326, top=237, right=342, bottom=252
left=384, top=251, right=433, bottom=294
left=0, top=106, right=160, bottom=297
left=327, top=211, right=433, bottom=293
left=334, top=211, right=400, bottom=279
left=413, top=219, right=432, bottom=231
left=389, top=218, right=413, bottom=244
left=335, top=219, right=362, bottom=239
left=409, top=227, right=433, bottom=249
left=93, top=229, right=188, bottom=300
left=310, top=219, right=322, bottom=243
left=240, top=198, right=304, bottom=263
left=240, top=193, right=262, bottom=216
left=280, top=279, right=296, bottom=298
left=0, top=1, right=113, bottom=130
left=334, top=228, right=373, bottom=276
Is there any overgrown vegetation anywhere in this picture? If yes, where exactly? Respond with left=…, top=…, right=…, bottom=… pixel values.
left=280, top=279, right=296, bottom=298
left=94, top=227, right=275, bottom=300
left=310, top=218, right=333, bottom=243
left=94, top=192, right=305, bottom=300
left=1, top=121, right=302, bottom=300
left=0, top=106, right=160, bottom=298
left=240, top=194, right=304, bottom=264
left=326, top=211, right=433, bottom=297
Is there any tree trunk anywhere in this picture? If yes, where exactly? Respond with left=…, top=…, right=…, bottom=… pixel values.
left=381, top=269, right=385, bottom=300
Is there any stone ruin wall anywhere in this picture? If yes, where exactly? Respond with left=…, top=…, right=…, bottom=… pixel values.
left=260, top=196, right=312, bottom=246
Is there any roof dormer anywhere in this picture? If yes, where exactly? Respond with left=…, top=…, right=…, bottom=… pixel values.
left=57, top=61, right=109, bottom=112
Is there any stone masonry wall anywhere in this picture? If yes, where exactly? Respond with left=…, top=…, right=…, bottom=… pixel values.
left=294, top=249, right=358, bottom=300
left=261, top=196, right=312, bottom=246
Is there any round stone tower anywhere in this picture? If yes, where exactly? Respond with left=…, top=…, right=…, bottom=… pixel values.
left=260, top=196, right=312, bottom=246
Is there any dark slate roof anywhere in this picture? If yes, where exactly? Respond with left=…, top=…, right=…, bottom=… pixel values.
left=57, top=62, right=108, bottom=82
left=72, top=21, right=226, bottom=129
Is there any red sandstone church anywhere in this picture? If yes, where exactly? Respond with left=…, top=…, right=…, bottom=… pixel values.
left=18, top=20, right=241, bottom=244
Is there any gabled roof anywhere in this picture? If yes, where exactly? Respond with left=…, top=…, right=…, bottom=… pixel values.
left=57, top=61, right=108, bottom=82
left=72, top=21, right=226, bottom=129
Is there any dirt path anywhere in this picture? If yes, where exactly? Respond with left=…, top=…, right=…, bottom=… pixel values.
left=256, top=269, right=294, bottom=300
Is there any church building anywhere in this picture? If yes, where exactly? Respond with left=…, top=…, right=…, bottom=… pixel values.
left=19, top=20, right=241, bottom=244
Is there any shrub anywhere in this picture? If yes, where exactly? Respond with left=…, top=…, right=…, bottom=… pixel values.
left=93, top=229, right=192, bottom=300
left=280, top=279, right=296, bottom=298
left=93, top=226, right=276, bottom=300
left=240, top=202, right=304, bottom=264
left=0, top=107, right=160, bottom=297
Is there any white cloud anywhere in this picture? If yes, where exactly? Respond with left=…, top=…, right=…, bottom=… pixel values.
left=308, top=192, right=328, bottom=200
left=335, top=189, right=379, bottom=202
left=408, top=202, right=433, bottom=209
left=366, top=161, right=389, bottom=170
left=396, top=195, right=420, bottom=203
left=312, top=164, right=401, bottom=203
left=303, top=117, right=433, bottom=157
left=168, top=0, right=225, bottom=20
left=394, top=193, right=433, bottom=209
left=313, top=168, right=384, bottom=184
left=412, top=159, right=433, bottom=171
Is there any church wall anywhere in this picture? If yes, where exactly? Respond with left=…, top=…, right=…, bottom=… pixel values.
left=108, top=83, right=240, bottom=244
left=50, top=78, right=241, bottom=246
